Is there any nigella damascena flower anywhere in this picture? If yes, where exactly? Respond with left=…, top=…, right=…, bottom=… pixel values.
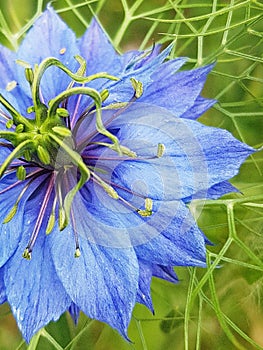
left=0, top=7, right=255, bottom=342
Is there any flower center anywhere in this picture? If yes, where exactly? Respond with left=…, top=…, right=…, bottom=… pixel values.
left=0, top=55, right=157, bottom=259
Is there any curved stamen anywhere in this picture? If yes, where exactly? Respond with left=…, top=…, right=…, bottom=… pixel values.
left=75, top=81, right=142, bottom=152
left=0, top=94, right=33, bottom=129
left=30, top=57, right=118, bottom=125
left=0, top=139, right=34, bottom=178
left=48, top=86, right=121, bottom=154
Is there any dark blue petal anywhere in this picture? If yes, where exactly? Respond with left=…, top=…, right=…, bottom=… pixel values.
left=79, top=18, right=122, bottom=77
left=0, top=268, right=6, bottom=304
left=50, top=226, right=139, bottom=338
left=136, top=262, right=153, bottom=311
left=3, top=179, right=71, bottom=343
left=152, top=265, right=178, bottom=283
left=0, top=45, right=17, bottom=88
left=151, top=57, right=187, bottom=81
left=180, top=96, right=216, bottom=120
left=105, top=45, right=173, bottom=104
left=68, top=303, right=80, bottom=325
left=139, top=64, right=215, bottom=117
left=132, top=44, right=162, bottom=70
left=15, top=6, right=80, bottom=102
left=183, top=181, right=239, bottom=202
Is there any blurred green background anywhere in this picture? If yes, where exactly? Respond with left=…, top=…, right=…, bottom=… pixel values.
left=0, top=0, right=263, bottom=349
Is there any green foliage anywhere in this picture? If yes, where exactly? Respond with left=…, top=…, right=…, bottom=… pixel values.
left=0, top=0, right=262, bottom=349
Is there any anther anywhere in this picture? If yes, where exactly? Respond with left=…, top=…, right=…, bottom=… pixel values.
left=130, top=78, right=143, bottom=98
left=37, top=145, right=50, bottom=165
left=15, top=124, right=24, bottom=133
left=25, top=68, right=34, bottom=85
left=22, top=248, right=32, bottom=260
left=157, top=143, right=165, bottom=158
left=59, top=48, right=66, bottom=55
left=74, top=247, right=81, bottom=258
left=6, top=119, right=13, bottom=129
left=56, top=108, right=69, bottom=118
left=6, top=80, right=17, bottom=92
left=16, top=165, right=26, bottom=180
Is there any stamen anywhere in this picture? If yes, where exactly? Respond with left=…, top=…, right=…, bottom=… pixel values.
left=3, top=174, right=40, bottom=223
left=46, top=196, right=57, bottom=234
left=92, top=173, right=119, bottom=199
left=70, top=206, right=81, bottom=258
left=22, top=174, right=55, bottom=259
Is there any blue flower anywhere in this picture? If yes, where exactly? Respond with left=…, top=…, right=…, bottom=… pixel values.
left=0, top=7, right=255, bottom=342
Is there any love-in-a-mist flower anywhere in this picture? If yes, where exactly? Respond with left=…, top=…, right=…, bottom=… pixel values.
left=0, top=7, right=255, bottom=342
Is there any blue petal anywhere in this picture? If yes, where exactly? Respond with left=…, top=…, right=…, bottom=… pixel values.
left=109, top=103, right=255, bottom=200
left=50, top=226, right=139, bottom=338
left=151, top=57, right=187, bottom=81
left=15, top=6, right=80, bottom=102
left=135, top=200, right=207, bottom=266
left=70, top=179, right=206, bottom=266
left=139, top=64, right=215, bottom=117
left=3, top=179, right=71, bottom=343
left=206, top=181, right=239, bottom=199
